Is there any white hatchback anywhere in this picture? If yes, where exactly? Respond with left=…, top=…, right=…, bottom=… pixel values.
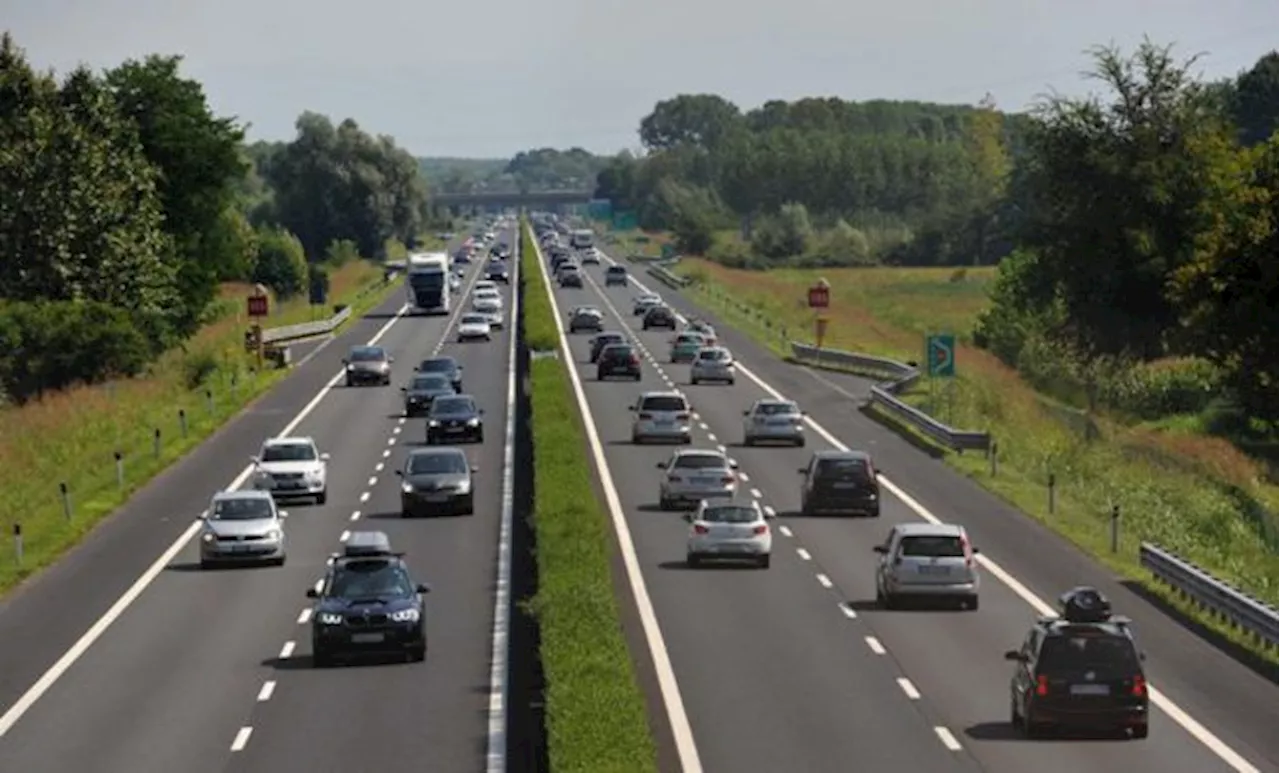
left=657, top=448, right=739, bottom=509
left=456, top=313, right=492, bottom=342
left=630, top=391, right=692, bottom=444
left=685, top=499, right=773, bottom=568
left=472, top=288, right=503, bottom=313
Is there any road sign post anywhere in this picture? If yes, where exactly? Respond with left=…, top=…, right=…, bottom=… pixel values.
left=807, top=279, right=830, bottom=310
left=248, top=284, right=270, bottom=370
left=814, top=317, right=829, bottom=350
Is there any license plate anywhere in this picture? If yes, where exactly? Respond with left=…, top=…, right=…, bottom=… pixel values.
left=423, top=493, right=449, bottom=502
left=1069, top=684, right=1110, bottom=696
left=229, top=543, right=255, bottom=552
left=351, top=633, right=385, bottom=644
left=446, top=425, right=465, bottom=432
left=767, top=419, right=791, bottom=426
left=833, top=482, right=856, bottom=489
left=655, top=420, right=673, bottom=427
left=694, top=477, right=715, bottom=485
left=278, top=482, right=304, bottom=489
left=918, top=565, right=949, bottom=575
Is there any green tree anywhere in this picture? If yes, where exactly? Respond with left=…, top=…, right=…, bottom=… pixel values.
left=252, top=226, right=308, bottom=298
left=639, top=94, right=742, bottom=150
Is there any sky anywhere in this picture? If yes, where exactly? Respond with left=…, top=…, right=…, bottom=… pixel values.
left=5, top=0, right=1276, bottom=159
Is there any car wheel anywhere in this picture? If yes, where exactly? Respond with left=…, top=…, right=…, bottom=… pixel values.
left=743, top=436, right=753, bottom=446
left=316, top=492, right=327, bottom=506
left=690, top=377, right=699, bottom=385
left=1009, top=695, right=1022, bottom=729
left=796, top=438, right=806, bottom=448
left=409, top=645, right=426, bottom=662
left=757, top=555, right=771, bottom=569
left=313, top=650, right=334, bottom=668
left=882, top=593, right=898, bottom=610
left=1131, top=723, right=1149, bottom=740
left=659, top=496, right=671, bottom=510
left=686, top=554, right=701, bottom=568
left=345, top=377, right=353, bottom=387
left=966, top=595, right=980, bottom=611
left=274, top=556, right=287, bottom=567
left=476, top=430, right=485, bottom=443
left=631, top=434, right=642, bottom=444
left=727, top=378, right=735, bottom=385
left=462, top=496, right=475, bottom=515
left=199, top=559, right=211, bottom=570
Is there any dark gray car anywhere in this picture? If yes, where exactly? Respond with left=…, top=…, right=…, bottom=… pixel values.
left=396, top=448, right=476, bottom=516
left=401, top=373, right=456, bottom=417
left=344, top=345, right=393, bottom=386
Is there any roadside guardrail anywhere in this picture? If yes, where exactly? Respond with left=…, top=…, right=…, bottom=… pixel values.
left=789, top=342, right=992, bottom=452
left=261, top=305, right=353, bottom=345
left=646, top=265, right=691, bottom=289
left=1139, top=542, right=1279, bottom=647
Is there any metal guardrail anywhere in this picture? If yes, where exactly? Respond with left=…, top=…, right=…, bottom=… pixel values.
left=262, top=305, right=353, bottom=345
left=1139, top=543, right=1279, bottom=647
left=646, top=265, right=691, bottom=288
left=789, top=341, right=992, bottom=452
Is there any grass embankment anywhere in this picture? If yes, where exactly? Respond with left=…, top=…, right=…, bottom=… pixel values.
left=672, top=257, right=1278, bottom=659
left=0, top=259, right=402, bottom=595
left=520, top=222, right=660, bottom=773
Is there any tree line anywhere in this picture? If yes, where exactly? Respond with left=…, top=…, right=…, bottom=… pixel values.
left=0, top=33, right=432, bottom=403
left=425, top=147, right=608, bottom=194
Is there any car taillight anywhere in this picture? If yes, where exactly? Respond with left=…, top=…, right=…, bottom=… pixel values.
left=638, top=412, right=653, bottom=420
left=752, top=524, right=768, bottom=535
left=1035, top=675, right=1049, bottom=696
left=1130, top=675, right=1146, bottom=697
left=693, top=524, right=709, bottom=534
left=720, top=476, right=735, bottom=484
left=628, top=354, right=639, bottom=365
left=961, top=535, right=974, bottom=568
left=676, top=413, right=690, bottom=420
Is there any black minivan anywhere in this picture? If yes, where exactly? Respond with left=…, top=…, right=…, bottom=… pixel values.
left=798, top=450, right=881, bottom=516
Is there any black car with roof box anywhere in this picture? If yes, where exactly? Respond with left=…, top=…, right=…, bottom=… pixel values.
left=1005, top=587, right=1149, bottom=739
left=798, top=450, right=880, bottom=516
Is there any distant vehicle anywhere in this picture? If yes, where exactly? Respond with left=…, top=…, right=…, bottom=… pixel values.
left=668, top=332, right=706, bottom=363
left=415, top=356, right=463, bottom=392
left=798, top=450, right=880, bottom=516
left=589, top=332, right=627, bottom=363
left=406, top=252, right=450, bottom=315
left=630, top=390, right=692, bottom=444
left=343, top=345, right=393, bottom=387
left=199, top=490, right=287, bottom=568
left=605, top=265, right=628, bottom=286
left=401, top=373, right=456, bottom=417
left=581, top=248, right=601, bottom=265
left=570, top=228, right=594, bottom=249
left=471, top=287, right=504, bottom=315
left=874, top=522, right=979, bottom=609
left=251, top=436, right=330, bottom=504
left=486, top=260, right=510, bottom=283
left=657, top=448, right=739, bottom=509
left=742, top=399, right=805, bottom=446
left=690, top=346, right=736, bottom=385
left=306, top=532, right=430, bottom=665
left=426, top=394, right=485, bottom=444
left=569, top=307, right=604, bottom=333
left=643, top=305, right=677, bottom=330
left=397, top=448, right=476, bottom=517
left=684, top=499, right=773, bottom=569
left=456, top=313, right=493, bottom=342
left=633, top=294, right=662, bottom=315
left=559, top=266, right=584, bottom=288
left=597, top=343, right=642, bottom=381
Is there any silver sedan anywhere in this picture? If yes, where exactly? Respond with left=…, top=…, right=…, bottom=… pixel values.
left=742, top=399, right=806, bottom=446
left=657, top=449, right=740, bottom=510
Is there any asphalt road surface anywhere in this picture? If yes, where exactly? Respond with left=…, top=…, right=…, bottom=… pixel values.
left=535, top=237, right=1276, bottom=773
left=0, top=229, right=519, bottom=773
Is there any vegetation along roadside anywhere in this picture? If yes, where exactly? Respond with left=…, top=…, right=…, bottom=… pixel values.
left=520, top=222, right=661, bottom=773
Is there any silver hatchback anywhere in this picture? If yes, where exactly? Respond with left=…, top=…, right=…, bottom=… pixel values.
left=689, top=347, right=735, bottom=385
left=657, top=449, right=740, bottom=509
left=199, top=490, right=288, bottom=568
left=630, top=391, right=692, bottom=444
left=742, top=399, right=806, bottom=446
left=874, top=522, right=981, bottom=610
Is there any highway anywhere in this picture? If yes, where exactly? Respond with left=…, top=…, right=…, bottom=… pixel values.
left=0, top=229, right=519, bottom=772
left=535, top=235, right=1277, bottom=773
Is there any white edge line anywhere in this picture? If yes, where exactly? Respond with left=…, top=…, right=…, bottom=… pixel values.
left=614, top=255, right=1261, bottom=773
left=484, top=226, right=520, bottom=773
left=0, top=302, right=409, bottom=738
left=531, top=228, right=704, bottom=773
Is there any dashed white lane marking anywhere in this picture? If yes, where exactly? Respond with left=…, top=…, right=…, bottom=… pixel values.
left=375, top=462, right=384, bottom=472
left=815, top=573, right=833, bottom=588
left=717, top=444, right=727, bottom=453
left=296, top=609, right=311, bottom=624
left=840, top=604, right=857, bottom=620
left=738, top=472, right=749, bottom=482
left=698, top=422, right=709, bottom=430
left=359, top=492, right=370, bottom=503
left=763, top=505, right=777, bottom=517
left=865, top=636, right=886, bottom=654
left=349, top=511, right=361, bottom=521
left=367, top=476, right=378, bottom=487
left=386, top=437, right=396, bottom=446
left=230, top=726, right=253, bottom=751
left=749, top=488, right=763, bottom=499
left=392, top=426, right=401, bottom=435
left=339, top=530, right=351, bottom=542
left=934, top=727, right=963, bottom=751
left=382, top=449, right=391, bottom=458
left=278, top=641, right=295, bottom=659
left=257, top=681, right=276, bottom=702
left=691, top=412, right=700, bottom=420
left=778, top=525, right=792, bottom=538
left=707, top=433, right=717, bottom=442
left=796, top=548, right=811, bottom=561
left=312, top=578, right=324, bottom=592
left=398, top=417, right=407, bottom=425
left=897, top=678, right=921, bottom=700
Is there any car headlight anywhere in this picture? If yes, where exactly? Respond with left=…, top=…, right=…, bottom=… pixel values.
left=317, top=612, right=343, bottom=626
left=201, top=531, right=215, bottom=543
left=428, top=420, right=441, bottom=427
left=266, top=529, right=282, bottom=541
left=390, top=608, right=420, bottom=623
left=345, top=364, right=354, bottom=372
left=306, top=469, right=323, bottom=481
left=402, top=482, right=415, bottom=493
left=467, top=418, right=480, bottom=426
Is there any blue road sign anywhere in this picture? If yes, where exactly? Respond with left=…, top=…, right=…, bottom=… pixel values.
left=926, top=334, right=956, bottom=378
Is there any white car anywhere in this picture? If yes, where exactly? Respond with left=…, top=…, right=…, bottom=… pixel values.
left=633, top=294, right=662, bottom=316
left=689, top=346, right=736, bottom=385
left=457, top=313, right=493, bottom=342
left=742, top=399, right=805, bottom=446
left=251, top=436, right=329, bottom=504
left=874, top=523, right=981, bottom=610
left=472, top=289, right=503, bottom=314
left=684, top=499, right=772, bottom=568
left=630, top=391, right=692, bottom=444
left=199, top=489, right=288, bottom=568
left=474, top=279, right=498, bottom=293
left=657, top=448, right=739, bottom=509
left=482, top=307, right=505, bottom=329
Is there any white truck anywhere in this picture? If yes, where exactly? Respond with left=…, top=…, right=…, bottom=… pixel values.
left=570, top=228, right=594, bottom=250
left=406, top=252, right=450, bottom=315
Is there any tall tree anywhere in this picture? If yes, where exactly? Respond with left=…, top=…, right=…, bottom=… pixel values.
left=639, top=94, right=742, bottom=150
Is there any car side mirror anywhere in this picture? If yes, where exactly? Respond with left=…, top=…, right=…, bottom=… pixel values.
left=341, top=358, right=348, bottom=365
left=681, top=513, right=693, bottom=522
left=278, top=511, right=289, bottom=518
left=471, top=466, right=479, bottom=474
left=1139, top=651, right=1146, bottom=661
left=416, top=583, right=432, bottom=594
left=742, top=410, right=749, bottom=416
left=1003, top=650, right=1024, bottom=662
left=400, top=386, right=407, bottom=391
left=655, top=462, right=665, bottom=469
left=320, top=453, right=331, bottom=461
left=797, top=468, right=806, bottom=474
left=388, top=357, right=395, bottom=363
left=479, top=409, right=485, bottom=415
left=971, top=547, right=980, bottom=554
left=395, top=469, right=403, bottom=477
left=873, top=545, right=888, bottom=554
left=249, top=455, right=259, bottom=465
left=306, top=588, right=319, bottom=599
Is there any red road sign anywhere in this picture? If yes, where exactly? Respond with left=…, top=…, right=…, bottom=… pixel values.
left=247, top=295, right=269, bottom=317
left=808, top=283, right=829, bottom=309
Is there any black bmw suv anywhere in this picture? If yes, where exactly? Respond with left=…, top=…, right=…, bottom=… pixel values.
left=798, top=450, right=880, bottom=516
left=1005, top=587, right=1149, bottom=739
left=426, top=394, right=485, bottom=444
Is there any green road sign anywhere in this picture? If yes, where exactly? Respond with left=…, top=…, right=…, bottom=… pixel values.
left=588, top=199, right=613, bottom=221
left=661, top=243, right=676, bottom=259
left=612, top=210, right=637, bottom=230
left=926, top=334, right=956, bottom=378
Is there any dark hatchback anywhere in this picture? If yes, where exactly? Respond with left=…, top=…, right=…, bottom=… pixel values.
left=597, top=344, right=642, bottom=380
left=1006, top=587, right=1150, bottom=739
left=642, top=305, right=677, bottom=330
left=589, top=332, right=626, bottom=363
left=798, top=450, right=881, bottom=516
left=415, top=356, right=463, bottom=392
left=486, top=260, right=510, bottom=283
left=397, top=447, right=476, bottom=516
left=307, top=540, right=430, bottom=665
left=426, top=394, right=485, bottom=444
left=401, top=373, right=456, bottom=417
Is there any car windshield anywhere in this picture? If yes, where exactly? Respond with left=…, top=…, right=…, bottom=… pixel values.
left=607, top=267, right=625, bottom=274
left=756, top=402, right=799, bottom=416
left=261, top=443, right=316, bottom=462
left=407, top=452, right=468, bottom=475
left=898, top=535, right=965, bottom=558
left=433, top=397, right=475, bottom=415
left=603, top=345, right=634, bottom=357
left=461, top=314, right=488, bottom=325
left=816, top=458, right=872, bottom=479
left=597, top=334, right=624, bottom=344
left=702, top=505, right=757, bottom=523
left=674, top=454, right=729, bottom=470
left=210, top=497, right=274, bottom=521
left=1037, top=634, right=1141, bottom=673
left=411, top=375, right=449, bottom=391
left=640, top=396, right=686, bottom=412
left=349, top=347, right=385, bottom=362
left=328, top=560, right=414, bottom=599
left=475, top=290, right=499, bottom=298
left=648, top=307, right=671, bottom=317
left=419, top=359, right=456, bottom=374
left=676, top=335, right=701, bottom=345
left=698, top=349, right=729, bottom=361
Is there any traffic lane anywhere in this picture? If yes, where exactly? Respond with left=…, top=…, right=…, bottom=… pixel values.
left=0, top=309, right=449, bottom=773
left=0, top=289, right=407, bottom=719
left=229, top=320, right=512, bottom=773
left=554, top=287, right=976, bottom=773
left=598, top=260, right=1279, bottom=768
left=586, top=272, right=1243, bottom=773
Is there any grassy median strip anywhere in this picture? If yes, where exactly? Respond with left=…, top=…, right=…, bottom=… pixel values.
left=0, top=261, right=403, bottom=595
left=521, top=221, right=660, bottom=773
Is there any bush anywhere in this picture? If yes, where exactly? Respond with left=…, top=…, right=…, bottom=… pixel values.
left=1097, top=357, right=1224, bottom=420
left=520, top=224, right=558, bottom=351
left=324, top=238, right=361, bottom=266
left=251, top=226, right=308, bottom=297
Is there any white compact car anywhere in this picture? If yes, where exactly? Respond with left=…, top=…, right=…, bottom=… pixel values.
left=684, top=499, right=772, bottom=568
left=657, top=448, right=739, bottom=509
left=742, top=399, right=806, bottom=446
left=874, top=522, right=981, bottom=610
left=472, top=289, right=503, bottom=314
left=689, top=346, right=735, bottom=385
left=630, top=391, right=693, bottom=444
left=457, top=313, right=493, bottom=342
left=199, top=489, right=288, bottom=568
left=251, top=436, right=329, bottom=504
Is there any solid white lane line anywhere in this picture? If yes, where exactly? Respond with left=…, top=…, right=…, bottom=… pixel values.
left=278, top=641, right=295, bottom=659
left=934, top=727, right=963, bottom=751
left=815, top=573, right=833, bottom=588
left=230, top=727, right=253, bottom=752
left=897, top=678, right=921, bottom=700
left=257, top=681, right=275, bottom=702
left=865, top=636, right=886, bottom=655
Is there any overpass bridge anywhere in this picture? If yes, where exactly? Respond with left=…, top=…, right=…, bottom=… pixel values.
left=430, top=188, right=594, bottom=214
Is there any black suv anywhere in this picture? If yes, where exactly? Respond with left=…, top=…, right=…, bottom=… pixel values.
left=597, top=343, right=642, bottom=380
left=426, top=394, right=485, bottom=444
left=798, top=450, right=880, bottom=516
left=642, top=305, right=677, bottom=330
left=415, top=356, right=463, bottom=392
left=307, top=532, right=430, bottom=666
left=589, top=332, right=626, bottom=363
left=1005, top=587, right=1149, bottom=739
